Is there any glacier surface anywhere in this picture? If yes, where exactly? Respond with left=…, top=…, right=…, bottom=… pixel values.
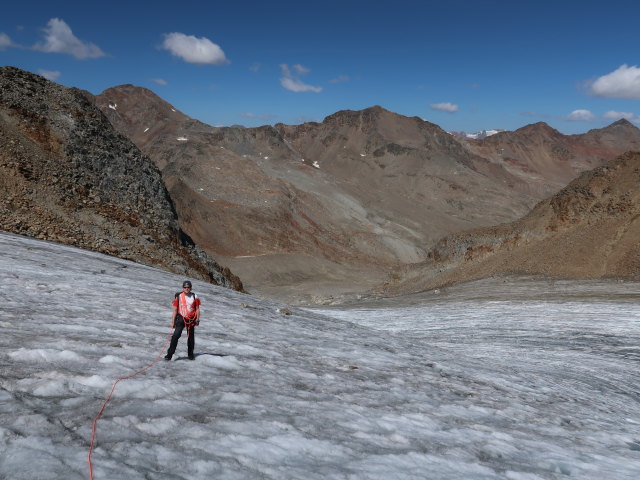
left=0, top=231, right=639, bottom=479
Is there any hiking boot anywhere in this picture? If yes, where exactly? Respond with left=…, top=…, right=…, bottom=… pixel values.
left=188, top=355, right=195, bottom=361
left=164, top=355, right=172, bottom=361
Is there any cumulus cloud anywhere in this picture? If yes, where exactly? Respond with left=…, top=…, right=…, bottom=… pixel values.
left=588, top=64, right=640, bottom=99
left=603, top=110, right=640, bottom=124
left=161, top=32, right=228, bottom=65
left=0, top=32, right=12, bottom=49
left=150, top=78, right=168, bottom=86
left=37, top=69, right=61, bottom=81
left=280, top=64, right=322, bottom=93
left=430, top=102, right=459, bottom=113
left=34, top=18, right=105, bottom=59
left=603, top=110, right=634, bottom=120
left=566, top=109, right=595, bottom=121
left=292, top=64, right=310, bottom=75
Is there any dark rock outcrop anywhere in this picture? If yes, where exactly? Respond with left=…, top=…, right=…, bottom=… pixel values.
left=0, top=66, right=243, bottom=291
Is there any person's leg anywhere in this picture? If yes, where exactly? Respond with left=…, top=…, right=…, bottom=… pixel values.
left=166, top=317, right=185, bottom=358
left=187, top=325, right=195, bottom=359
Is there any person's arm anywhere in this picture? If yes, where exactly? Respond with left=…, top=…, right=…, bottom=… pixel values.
left=195, top=300, right=201, bottom=324
left=171, top=304, right=178, bottom=328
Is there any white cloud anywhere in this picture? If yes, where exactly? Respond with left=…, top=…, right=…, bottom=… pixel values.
left=293, top=64, right=310, bottom=75
left=603, top=110, right=640, bottom=124
left=37, top=69, right=61, bottom=81
left=430, top=102, right=459, bottom=113
left=588, top=64, right=640, bottom=100
left=161, top=32, right=228, bottom=65
left=279, top=64, right=322, bottom=93
left=281, top=77, right=323, bottom=93
left=249, top=62, right=261, bottom=72
left=34, top=18, right=105, bottom=59
left=603, top=110, right=634, bottom=120
left=0, top=32, right=12, bottom=50
left=566, top=109, right=595, bottom=121
left=150, top=78, right=168, bottom=86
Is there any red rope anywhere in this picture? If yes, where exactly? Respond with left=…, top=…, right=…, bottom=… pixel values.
left=88, top=330, right=173, bottom=479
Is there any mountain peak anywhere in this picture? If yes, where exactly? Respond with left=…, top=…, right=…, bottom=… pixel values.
left=583, top=118, right=640, bottom=138
left=515, top=122, right=560, bottom=136
left=98, top=84, right=178, bottom=110
left=605, top=118, right=637, bottom=129
left=324, top=105, right=387, bottom=121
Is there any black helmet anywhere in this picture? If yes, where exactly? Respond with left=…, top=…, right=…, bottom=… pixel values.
left=182, top=280, right=192, bottom=288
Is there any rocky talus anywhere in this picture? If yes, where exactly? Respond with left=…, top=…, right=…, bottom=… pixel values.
left=0, top=66, right=243, bottom=291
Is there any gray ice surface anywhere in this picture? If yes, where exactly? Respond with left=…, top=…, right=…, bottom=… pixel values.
left=0, top=231, right=638, bottom=479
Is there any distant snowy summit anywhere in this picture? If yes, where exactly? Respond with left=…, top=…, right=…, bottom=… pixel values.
left=449, top=129, right=506, bottom=140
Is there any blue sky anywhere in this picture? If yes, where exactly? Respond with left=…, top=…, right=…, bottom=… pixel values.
left=1, top=0, right=640, bottom=134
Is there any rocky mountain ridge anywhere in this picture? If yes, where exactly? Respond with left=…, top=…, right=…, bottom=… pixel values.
left=465, top=119, right=640, bottom=197
left=89, top=82, right=640, bottom=302
left=0, top=66, right=243, bottom=291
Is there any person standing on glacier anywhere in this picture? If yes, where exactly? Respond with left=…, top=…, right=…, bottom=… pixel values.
left=165, top=280, right=201, bottom=361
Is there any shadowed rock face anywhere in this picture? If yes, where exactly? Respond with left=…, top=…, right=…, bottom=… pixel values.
left=91, top=83, right=640, bottom=302
left=383, top=151, right=640, bottom=295
left=0, top=66, right=243, bottom=291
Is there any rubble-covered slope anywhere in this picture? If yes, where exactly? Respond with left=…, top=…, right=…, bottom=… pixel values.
left=384, top=151, right=640, bottom=295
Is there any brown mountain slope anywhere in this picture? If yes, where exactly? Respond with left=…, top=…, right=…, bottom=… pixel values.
left=275, top=106, right=533, bottom=238
left=92, top=88, right=546, bottom=300
left=91, top=83, right=640, bottom=301
left=383, top=151, right=640, bottom=296
left=467, top=120, right=640, bottom=197
left=0, top=66, right=243, bottom=290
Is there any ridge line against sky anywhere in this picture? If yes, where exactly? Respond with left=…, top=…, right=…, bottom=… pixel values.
left=1, top=0, right=640, bottom=134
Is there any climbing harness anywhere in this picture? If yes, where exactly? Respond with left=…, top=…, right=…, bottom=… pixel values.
left=87, top=329, right=173, bottom=479
left=178, top=292, right=199, bottom=336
